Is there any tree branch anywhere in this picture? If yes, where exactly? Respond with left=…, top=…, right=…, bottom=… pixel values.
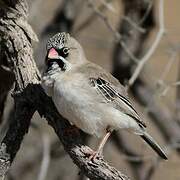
left=0, top=0, right=130, bottom=179
left=112, top=0, right=180, bottom=178
left=113, top=0, right=155, bottom=84
left=128, top=0, right=165, bottom=87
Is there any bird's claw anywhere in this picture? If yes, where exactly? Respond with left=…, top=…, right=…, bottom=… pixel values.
left=84, top=150, right=102, bottom=163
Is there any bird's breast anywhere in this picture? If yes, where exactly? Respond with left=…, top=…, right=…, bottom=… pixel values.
left=52, top=74, right=109, bottom=137
left=53, top=74, right=95, bottom=118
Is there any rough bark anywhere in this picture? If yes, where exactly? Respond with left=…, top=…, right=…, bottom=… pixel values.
left=0, top=0, right=39, bottom=177
left=0, top=0, right=130, bottom=179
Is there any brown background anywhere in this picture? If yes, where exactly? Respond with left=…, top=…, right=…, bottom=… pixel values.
left=2, top=0, right=180, bottom=179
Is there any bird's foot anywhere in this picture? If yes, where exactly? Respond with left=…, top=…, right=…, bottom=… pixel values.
left=85, top=150, right=102, bottom=162
left=88, top=151, right=100, bottom=162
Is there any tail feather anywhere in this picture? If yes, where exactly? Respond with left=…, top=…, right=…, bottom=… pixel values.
left=140, top=132, right=168, bottom=160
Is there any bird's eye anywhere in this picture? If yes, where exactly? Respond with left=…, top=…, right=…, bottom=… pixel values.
left=63, top=47, right=69, bottom=54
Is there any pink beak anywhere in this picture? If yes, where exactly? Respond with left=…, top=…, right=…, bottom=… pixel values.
left=48, top=48, right=59, bottom=59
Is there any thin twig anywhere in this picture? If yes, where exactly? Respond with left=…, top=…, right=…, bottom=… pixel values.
left=159, top=53, right=177, bottom=81
left=87, top=0, right=120, bottom=40
left=119, top=41, right=139, bottom=64
left=154, top=50, right=178, bottom=97
left=99, top=0, right=116, bottom=13
left=122, top=16, right=146, bottom=33
left=159, top=81, right=180, bottom=97
left=86, top=0, right=139, bottom=64
left=37, top=134, right=50, bottom=180
left=139, top=0, right=153, bottom=25
left=73, top=0, right=114, bottom=34
left=142, top=142, right=180, bottom=180
left=128, top=0, right=165, bottom=87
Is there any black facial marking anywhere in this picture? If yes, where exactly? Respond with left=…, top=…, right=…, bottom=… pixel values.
left=47, top=59, right=65, bottom=71
left=46, top=47, right=69, bottom=72
left=46, top=33, right=70, bottom=72
left=56, top=47, right=69, bottom=58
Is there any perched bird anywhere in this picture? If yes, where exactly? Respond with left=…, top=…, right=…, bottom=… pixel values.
left=42, top=32, right=167, bottom=160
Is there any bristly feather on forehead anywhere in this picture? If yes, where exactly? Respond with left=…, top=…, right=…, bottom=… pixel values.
left=46, top=32, right=70, bottom=50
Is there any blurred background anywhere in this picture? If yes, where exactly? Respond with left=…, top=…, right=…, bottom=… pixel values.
left=1, top=0, right=180, bottom=179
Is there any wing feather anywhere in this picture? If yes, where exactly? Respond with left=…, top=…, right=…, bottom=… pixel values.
left=77, top=62, right=146, bottom=128
left=90, top=77, right=146, bottom=128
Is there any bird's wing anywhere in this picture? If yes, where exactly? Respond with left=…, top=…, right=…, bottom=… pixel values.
left=79, top=62, right=146, bottom=128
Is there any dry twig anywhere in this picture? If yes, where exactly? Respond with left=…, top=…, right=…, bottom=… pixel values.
left=128, top=0, right=165, bottom=87
left=37, top=134, right=50, bottom=180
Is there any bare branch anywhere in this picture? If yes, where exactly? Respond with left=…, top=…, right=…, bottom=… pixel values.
left=142, top=142, right=180, bottom=180
left=87, top=0, right=121, bottom=40
left=111, top=0, right=178, bottom=179
left=73, top=0, right=113, bottom=34
left=36, top=90, right=130, bottom=180
left=175, top=52, right=180, bottom=125
left=128, top=0, right=165, bottom=87
left=7, top=138, right=65, bottom=179
left=122, top=16, right=146, bottom=33
left=85, top=0, right=140, bottom=64
left=37, top=134, right=50, bottom=180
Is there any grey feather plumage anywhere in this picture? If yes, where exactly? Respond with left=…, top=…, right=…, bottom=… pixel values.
left=42, top=32, right=167, bottom=160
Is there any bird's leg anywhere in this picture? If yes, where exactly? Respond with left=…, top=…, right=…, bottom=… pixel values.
left=89, top=130, right=112, bottom=161
left=96, top=131, right=112, bottom=155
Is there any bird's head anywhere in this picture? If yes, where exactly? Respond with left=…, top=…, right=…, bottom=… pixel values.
left=45, top=32, right=86, bottom=73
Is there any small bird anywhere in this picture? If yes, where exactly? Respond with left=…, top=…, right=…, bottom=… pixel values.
left=42, top=32, right=167, bottom=160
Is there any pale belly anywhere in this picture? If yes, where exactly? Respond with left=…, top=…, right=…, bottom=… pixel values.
left=52, top=78, right=141, bottom=138
left=53, top=82, right=108, bottom=137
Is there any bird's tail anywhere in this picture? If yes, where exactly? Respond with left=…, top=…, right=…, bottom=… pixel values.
left=140, top=131, right=167, bottom=160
